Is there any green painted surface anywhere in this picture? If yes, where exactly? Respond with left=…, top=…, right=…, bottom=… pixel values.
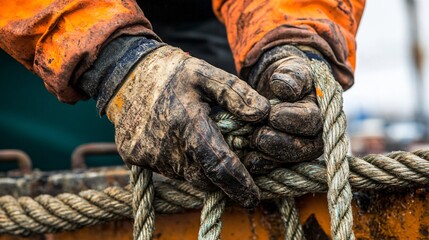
left=0, top=50, right=122, bottom=171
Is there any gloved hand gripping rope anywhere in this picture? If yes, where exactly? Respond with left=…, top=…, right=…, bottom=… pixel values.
left=75, top=36, right=352, bottom=239
left=129, top=54, right=354, bottom=239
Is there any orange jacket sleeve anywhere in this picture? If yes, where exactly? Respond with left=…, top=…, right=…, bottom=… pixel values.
left=213, top=0, right=366, bottom=90
left=0, top=0, right=158, bottom=103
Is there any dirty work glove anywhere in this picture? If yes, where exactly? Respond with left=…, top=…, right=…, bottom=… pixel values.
left=78, top=36, right=270, bottom=207
left=244, top=45, right=324, bottom=174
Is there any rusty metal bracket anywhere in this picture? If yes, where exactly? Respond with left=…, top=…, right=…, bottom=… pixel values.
left=0, top=149, right=32, bottom=175
left=71, top=142, right=119, bottom=169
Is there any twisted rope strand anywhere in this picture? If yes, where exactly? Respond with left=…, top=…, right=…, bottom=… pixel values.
left=198, top=191, right=226, bottom=240
left=0, top=186, right=134, bottom=236
left=312, top=60, right=354, bottom=240
left=276, top=198, right=305, bottom=240
left=131, top=166, right=155, bottom=240
left=153, top=178, right=205, bottom=213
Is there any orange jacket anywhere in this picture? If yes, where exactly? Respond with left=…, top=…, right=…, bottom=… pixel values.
left=212, top=0, right=366, bottom=90
left=0, top=0, right=365, bottom=103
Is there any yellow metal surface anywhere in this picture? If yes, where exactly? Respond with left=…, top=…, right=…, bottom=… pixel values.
left=2, top=189, right=429, bottom=239
left=353, top=188, right=429, bottom=239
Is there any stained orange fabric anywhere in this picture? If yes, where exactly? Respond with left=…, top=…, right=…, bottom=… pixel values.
left=213, top=0, right=366, bottom=89
left=0, top=1, right=364, bottom=103
left=0, top=0, right=158, bottom=103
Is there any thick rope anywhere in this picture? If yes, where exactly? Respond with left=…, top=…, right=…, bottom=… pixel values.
left=276, top=198, right=305, bottom=240
left=198, top=191, right=226, bottom=240
left=0, top=186, right=132, bottom=236
left=311, top=59, right=354, bottom=240
left=152, top=177, right=205, bottom=214
left=0, top=59, right=420, bottom=239
left=131, top=166, right=155, bottom=240
left=2, top=150, right=429, bottom=236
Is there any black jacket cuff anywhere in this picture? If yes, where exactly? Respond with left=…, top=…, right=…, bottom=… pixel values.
left=78, top=36, right=165, bottom=115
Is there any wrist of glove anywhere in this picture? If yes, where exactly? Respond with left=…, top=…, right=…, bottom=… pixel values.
left=78, top=36, right=166, bottom=114
left=79, top=39, right=270, bottom=208
left=244, top=45, right=325, bottom=174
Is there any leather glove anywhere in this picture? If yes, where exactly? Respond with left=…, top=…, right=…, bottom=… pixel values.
left=106, top=45, right=270, bottom=207
left=244, top=45, right=325, bottom=174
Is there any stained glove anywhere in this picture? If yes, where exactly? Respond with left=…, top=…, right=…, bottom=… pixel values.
left=244, top=45, right=325, bottom=174
left=96, top=42, right=270, bottom=207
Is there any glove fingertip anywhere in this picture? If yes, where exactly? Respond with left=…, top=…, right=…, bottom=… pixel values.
left=205, top=155, right=261, bottom=208
left=244, top=151, right=280, bottom=175
left=270, top=74, right=301, bottom=102
left=240, top=186, right=261, bottom=208
left=190, top=116, right=261, bottom=208
left=235, top=90, right=270, bottom=122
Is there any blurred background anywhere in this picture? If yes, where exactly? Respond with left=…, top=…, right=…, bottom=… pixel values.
left=345, top=0, right=429, bottom=155
left=0, top=0, right=428, bottom=172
